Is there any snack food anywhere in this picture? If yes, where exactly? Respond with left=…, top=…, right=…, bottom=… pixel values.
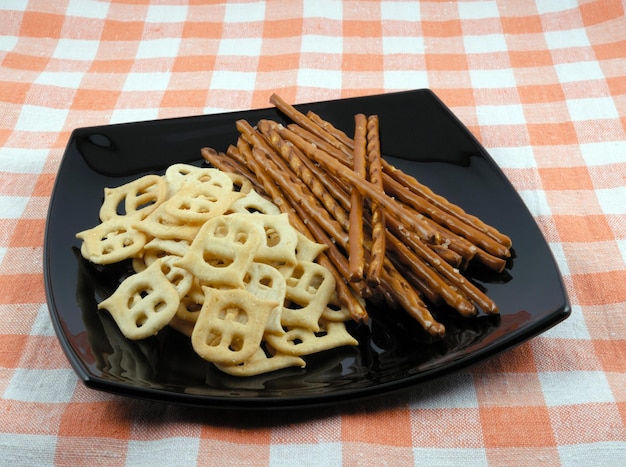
left=77, top=163, right=356, bottom=376
left=201, top=93, right=512, bottom=337
left=77, top=93, right=513, bottom=377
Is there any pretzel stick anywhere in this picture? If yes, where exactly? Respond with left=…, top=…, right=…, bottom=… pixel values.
left=234, top=138, right=256, bottom=167
left=260, top=120, right=352, bottom=211
left=250, top=150, right=440, bottom=328
left=289, top=140, right=352, bottom=211
left=473, top=248, right=508, bottom=273
left=386, top=231, right=476, bottom=317
left=270, top=93, right=352, bottom=159
left=246, top=146, right=348, bottom=273
left=294, top=103, right=512, bottom=251
left=422, top=215, right=507, bottom=272
left=349, top=113, right=367, bottom=283
left=201, top=147, right=262, bottom=193
left=236, top=120, right=350, bottom=248
left=295, top=105, right=512, bottom=256
left=382, top=173, right=510, bottom=259
left=275, top=125, right=441, bottom=244
left=243, top=124, right=445, bottom=329
left=245, top=149, right=369, bottom=323
left=365, top=115, right=385, bottom=287
left=381, top=158, right=512, bottom=249
left=228, top=141, right=252, bottom=169
left=287, top=120, right=506, bottom=271
left=285, top=121, right=467, bottom=270
left=256, top=120, right=349, bottom=228
left=288, top=127, right=507, bottom=266
left=426, top=244, right=463, bottom=268
left=386, top=215, right=498, bottom=313
left=256, top=127, right=462, bottom=318
left=287, top=123, right=353, bottom=167
left=247, top=121, right=366, bottom=281
left=307, top=110, right=355, bottom=151
left=381, top=262, right=445, bottom=337
left=392, top=259, right=442, bottom=306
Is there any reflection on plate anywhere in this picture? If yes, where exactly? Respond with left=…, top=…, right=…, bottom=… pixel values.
left=44, top=89, right=570, bottom=409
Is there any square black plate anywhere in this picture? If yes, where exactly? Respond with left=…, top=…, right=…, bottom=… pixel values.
left=44, top=89, right=570, bottom=409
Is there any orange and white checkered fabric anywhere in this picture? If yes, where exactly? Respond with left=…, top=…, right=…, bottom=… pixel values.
left=1, top=1, right=625, bottom=465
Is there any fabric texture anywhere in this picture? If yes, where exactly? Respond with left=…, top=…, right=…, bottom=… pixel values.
left=1, top=1, right=625, bottom=465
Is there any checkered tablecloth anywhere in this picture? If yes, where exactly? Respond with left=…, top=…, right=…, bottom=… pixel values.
left=1, top=1, right=625, bottom=465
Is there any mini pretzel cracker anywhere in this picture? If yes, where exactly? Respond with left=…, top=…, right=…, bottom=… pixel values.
left=281, top=261, right=336, bottom=331
left=77, top=219, right=147, bottom=265
left=97, top=260, right=180, bottom=340
left=265, top=319, right=358, bottom=357
left=251, top=213, right=299, bottom=266
left=99, top=174, right=167, bottom=222
left=191, top=287, right=278, bottom=365
left=175, top=286, right=205, bottom=323
left=158, top=256, right=194, bottom=298
left=320, top=293, right=352, bottom=322
left=77, top=163, right=356, bottom=377
left=143, top=237, right=190, bottom=259
left=294, top=231, right=327, bottom=263
left=243, top=262, right=286, bottom=336
left=135, top=202, right=200, bottom=242
left=228, top=189, right=282, bottom=216
left=163, top=182, right=243, bottom=224
left=164, top=163, right=234, bottom=198
left=174, top=213, right=264, bottom=288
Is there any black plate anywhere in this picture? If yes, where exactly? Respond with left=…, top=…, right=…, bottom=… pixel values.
left=44, top=89, right=570, bottom=409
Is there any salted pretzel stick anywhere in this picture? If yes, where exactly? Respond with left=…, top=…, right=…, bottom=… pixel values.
left=290, top=140, right=352, bottom=211
left=261, top=120, right=352, bottom=210
left=392, top=260, right=441, bottom=306
left=276, top=125, right=441, bottom=244
left=292, top=102, right=512, bottom=254
left=386, top=215, right=498, bottom=313
left=421, top=216, right=476, bottom=264
left=365, top=115, right=385, bottom=287
left=237, top=120, right=350, bottom=248
left=381, top=158, right=512, bottom=249
left=245, top=127, right=443, bottom=328
left=242, top=117, right=452, bottom=332
left=246, top=146, right=346, bottom=270
left=235, top=137, right=255, bottom=166
left=228, top=141, right=251, bottom=169
left=422, top=215, right=507, bottom=272
left=245, top=150, right=369, bottom=323
left=349, top=113, right=367, bottom=283
left=307, top=110, right=354, bottom=151
left=287, top=121, right=465, bottom=266
left=255, top=126, right=461, bottom=317
left=287, top=125, right=507, bottom=264
left=292, top=101, right=511, bottom=251
left=201, top=146, right=261, bottom=192
left=287, top=123, right=353, bottom=167
left=289, top=120, right=507, bottom=267
left=427, top=244, right=463, bottom=268
left=381, top=262, right=445, bottom=337
left=270, top=93, right=352, bottom=159
left=256, top=120, right=349, bottom=228
left=382, top=174, right=510, bottom=259
left=252, top=150, right=439, bottom=328
left=386, top=231, right=476, bottom=317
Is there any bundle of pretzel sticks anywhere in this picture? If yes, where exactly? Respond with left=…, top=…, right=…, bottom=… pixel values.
left=201, top=94, right=512, bottom=338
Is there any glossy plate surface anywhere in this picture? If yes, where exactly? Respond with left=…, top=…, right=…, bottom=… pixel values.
left=44, top=90, right=570, bottom=409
